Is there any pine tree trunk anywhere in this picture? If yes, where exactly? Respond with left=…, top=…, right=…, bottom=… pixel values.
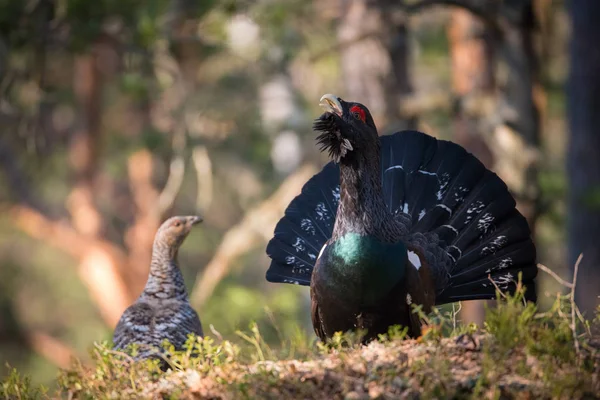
left=448, top=9, right=495, bottom=167
left=337, top=0, right=415, bottom=131
left=497, top=0, right=540, bottom=234
left=567, top=0, right=600, bottom=316
left=448, top=9, right=495, bottom=325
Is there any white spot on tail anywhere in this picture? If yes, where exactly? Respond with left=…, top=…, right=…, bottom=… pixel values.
left=465, top=200, right=485, bottom=225
left=315, top=203, right=329, bottom=220
left=477, top=212, right=495, bottom=234
left=498, top=257, right=512, bottom=270
left=406, top=293, right=413, bottom=305
left=402, top=202, right=409, bottom=214
left=300, top=219, right=315, bottom=235
left=418, top=170, right=437, bottom=176
left=493, top=272, right=515, bottom=290
left=442, top=224, right=459, bottom=235
left=418, top=209, right=426, bottom=221
left=332, top=186, right=340, bottom=205
left=408, top=251, right=421, bottom=269
left=436, top=173, right=451, bottom=200
left=481, top=235, right=507, bottom=256
left=292, top=237, right=305, bottom=253
left=385, top=165, right=404, bottom=172
left=453, top=186, right=469, bottom=203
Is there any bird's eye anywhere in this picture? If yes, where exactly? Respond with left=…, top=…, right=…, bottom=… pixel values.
left=349, top=105, right=366, bottom=122
left=174, top=222, right=181, bottom=227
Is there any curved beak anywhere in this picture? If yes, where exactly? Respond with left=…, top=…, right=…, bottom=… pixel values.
left=319, top=94, right=343, bottom=116
left=187, top=215, right=203, bottom=226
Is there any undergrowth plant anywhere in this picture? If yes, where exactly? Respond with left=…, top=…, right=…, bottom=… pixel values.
left=2, top=272, right=599, bottom=399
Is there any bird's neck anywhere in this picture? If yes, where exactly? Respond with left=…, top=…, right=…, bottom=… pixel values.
left=141, top=241, right=188, bottom=301
left=332, top=151, right=392, bottom=241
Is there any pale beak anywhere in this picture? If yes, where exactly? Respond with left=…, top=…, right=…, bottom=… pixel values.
left=188, top=215, right=203, bottom=225
left=319, top=94, right=343, bottom=116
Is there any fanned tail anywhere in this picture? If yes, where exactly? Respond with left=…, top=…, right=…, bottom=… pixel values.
left=266, top=130, right=537, bottom=302
left=379, top=131, right=537, bottom=303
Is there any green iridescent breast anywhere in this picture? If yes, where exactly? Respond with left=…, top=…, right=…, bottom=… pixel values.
left=318, top=232, right=407, bottom=305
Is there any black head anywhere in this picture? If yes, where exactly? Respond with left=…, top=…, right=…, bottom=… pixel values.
left=313, top=94, right=378, bottom=163
left=155, top=215, right=202, bottom=250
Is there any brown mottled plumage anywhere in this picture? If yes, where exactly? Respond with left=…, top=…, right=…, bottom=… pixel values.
left=113, top=216, right=203, bottom=360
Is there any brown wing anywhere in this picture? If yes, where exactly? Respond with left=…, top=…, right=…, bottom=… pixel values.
left=113, top=302, right=154, bottom=350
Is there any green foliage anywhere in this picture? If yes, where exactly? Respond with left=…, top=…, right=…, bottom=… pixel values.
left=65, top=283, right=600, bottom=399
left=377, top=324, right=409, bottom=342
left=38, top=289, right=600, bottom=398
left=1, top=366, right=48, bottom=400
left=483, top=281, right=538, bottom=352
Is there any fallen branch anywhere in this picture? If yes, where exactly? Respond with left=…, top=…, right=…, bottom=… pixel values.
left=190, top=165, right=318, bottom=309
left=571, top=254, right=582, bottom=356
left=192, top=145, right=213, bottom=212
left=487, top=274, right=508, bottom=299
left=9, top=205, right=92, bottom=259
left=157, top=124, right=187, bottom=216
left=9, top=204, right=134, bottom=327
left=538, top=258, right=591, bottom=336
left=26, top=331, right=81, bottom=370
left=537, top=263, right=574, bottom=289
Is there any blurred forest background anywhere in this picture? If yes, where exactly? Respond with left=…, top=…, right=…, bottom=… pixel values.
left=1, top=0, right=599, bottom=387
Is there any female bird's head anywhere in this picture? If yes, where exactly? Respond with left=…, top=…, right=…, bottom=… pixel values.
left=155, top=215, right=203, bottom=252
left=314, top=94, right=378, bottom=163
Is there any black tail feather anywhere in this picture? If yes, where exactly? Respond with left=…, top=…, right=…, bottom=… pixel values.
left=266, top=163, right=339, bottom=285
left=266, top=130, right=537, bottom=303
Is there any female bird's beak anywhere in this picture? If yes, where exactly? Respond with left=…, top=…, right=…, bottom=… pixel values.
left=319, top=94, right=343, bottom=116
left=188, top=215, right=203, bottom=225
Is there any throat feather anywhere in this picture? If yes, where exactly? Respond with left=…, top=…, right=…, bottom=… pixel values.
left=333, top=160, right=391, bottom=241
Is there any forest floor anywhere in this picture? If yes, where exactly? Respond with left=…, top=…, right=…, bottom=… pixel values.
left=3, top=287, right=600, bottom=399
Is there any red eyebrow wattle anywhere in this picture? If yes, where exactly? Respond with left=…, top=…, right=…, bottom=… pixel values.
left=350, top=105, right=366, bottom=122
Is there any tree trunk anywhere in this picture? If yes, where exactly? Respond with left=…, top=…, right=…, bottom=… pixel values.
left=337, top=0, right=415, bottom=131
left=448, top=8, right=495, bottom=167
left=69, top=45, right=134, bottom=326
left=448, top=9, right=495, bottom=325
left=496, top=0, right=540, bottom=233
left=567, top=0, right=600, bottom=316
left=380, top=1, right=416, bottom=131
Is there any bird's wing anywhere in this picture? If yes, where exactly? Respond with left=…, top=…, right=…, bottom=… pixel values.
left=113, top=300, right=203, bottom=354
left=150, top=301, right=203, bottom=349
left=112, top=302, right=154, bottom=351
